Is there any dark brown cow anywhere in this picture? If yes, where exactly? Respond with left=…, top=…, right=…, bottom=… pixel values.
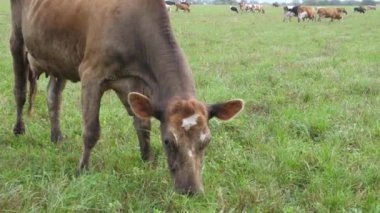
left=9, top=0, right=244, bottom=194
left=317, top=8, right=342, bottom=21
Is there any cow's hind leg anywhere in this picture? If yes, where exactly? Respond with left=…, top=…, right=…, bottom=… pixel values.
left=47, top=77, right=67, bottom=142
left=10, top=32, right=27, bottom=135
left=78, top=72, right=104, bottom=172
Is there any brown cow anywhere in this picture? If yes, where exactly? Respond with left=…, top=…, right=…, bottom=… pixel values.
left=317, top=8, right=342, bottom=21
left=367, top=5, right=376, bottom=10
left=298, top=6, right=317, bottom=22
left=9, top=0, right=244, bottom=194
left=175, top=2, right=190, bottom=13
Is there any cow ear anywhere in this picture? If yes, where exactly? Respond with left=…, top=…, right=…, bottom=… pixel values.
left=208, top=99, right=244, bottom=121
left=128, top=92, right=154, bottom=119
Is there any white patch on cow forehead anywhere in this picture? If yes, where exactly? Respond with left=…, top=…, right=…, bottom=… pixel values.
left=200, top=132, right=208, bottom=142
left=188, top=150, right=194, bottom=158
left=181, top=114, right=199, bottom=131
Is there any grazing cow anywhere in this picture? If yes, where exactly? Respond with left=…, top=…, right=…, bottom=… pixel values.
left=284, top=5, right=300, bottom=16
left=273, top=2, right=279, bottom=7
left=354, top=7, right=366, bottom=13
left=239, top=2, right=254, bottom=12
left=253, top=4, right=265, bottom=14
left=9, top=0, right=244, bottom=194
left=317, top=8, right=343, bottom=21
left=283, top=5, right=299, bottom=22
left=230, top=6, right=239, bottom=13
left=175, top=2, right=190, bottom=12
left=298, top=6, right=317, bottom=22
left=367, top=5, right=376, bottom=10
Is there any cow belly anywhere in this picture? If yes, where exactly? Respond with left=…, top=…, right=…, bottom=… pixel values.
left=24, top=35, right=82, bottom=81
left=21, top=0, right=88, bottom=81
left=27, top=50, right=81, bottom=82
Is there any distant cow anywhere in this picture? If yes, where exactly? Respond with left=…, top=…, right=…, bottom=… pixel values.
left=317, top=8, right=343, bottom=21
left=239, top=2, right=252, bottom=12
left=175, top=2, right=190, bottom=12
left=298, top=6, right=317, bottom=22
left=253, top=4, right=265, bottom=14
left=284, top=5, right=300, bottom=16
left=273, top=2, right=279, bottom=7
left=283, top=5, right=299, bottom=22
left=354, top=7, right=366, bottom=13
left=230, top=6, right=239, bottom=13
left=9, top=0, right=244, bottom=194
left=367, top=5, right=376, bottom=10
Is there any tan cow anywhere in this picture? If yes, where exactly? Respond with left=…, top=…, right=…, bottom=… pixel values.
left=367, top=5, right=376, bottom=10
left=175, top=1, right=190, bottom=12
left=9, top=0, right=243, bottom=194
left=298, top=6, right=317, bottom=22
left=317, top=8, right=342, bottom=21
left=253, top=4, right=265, bottom=14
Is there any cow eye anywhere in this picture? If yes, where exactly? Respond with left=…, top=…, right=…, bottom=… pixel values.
left=164, top=139, right=170, bottom=146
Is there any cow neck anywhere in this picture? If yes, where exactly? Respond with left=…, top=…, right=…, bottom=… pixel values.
left=137, top=6, right=196, bottom=110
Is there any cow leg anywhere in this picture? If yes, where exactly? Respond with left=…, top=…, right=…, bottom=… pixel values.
left=133, top=117, right=153, bottom=161
left=10, top=32, right=27, bottom=135
left=27, top=69, right=37, bottom=116
left=47, top=77, right=66, bottom=142
left=78, top=75, right=104, bottom=171
left=111, top=81, right=154, bottom=161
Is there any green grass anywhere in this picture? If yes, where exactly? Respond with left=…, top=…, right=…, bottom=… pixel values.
left=1, top=2, right=380, bottom=212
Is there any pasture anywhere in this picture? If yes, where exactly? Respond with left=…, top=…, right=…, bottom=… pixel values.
left=1, top=2, right=379, bottom=212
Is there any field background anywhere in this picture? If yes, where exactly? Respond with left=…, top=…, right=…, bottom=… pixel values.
left=1, top=2, right=379, bottom=212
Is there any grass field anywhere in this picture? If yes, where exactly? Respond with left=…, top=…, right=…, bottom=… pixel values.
left=1, top=2, right=380, bottom=212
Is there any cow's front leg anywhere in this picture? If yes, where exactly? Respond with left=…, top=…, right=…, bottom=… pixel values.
left=133, top=116, right=153, bottom=161
left=78, top=76, right=103, bottom=171
left=27, top=68, right=37, bottom=116
left=47, top=77, right=66, bottom=142
left=10, top=33, right=27, bottom=135
left=111, top=80, right=154, bottom=162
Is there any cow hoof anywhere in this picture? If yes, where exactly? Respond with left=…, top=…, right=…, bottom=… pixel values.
left=51, top=131, right=64, bottom=143
left=13, top=122, right=25, bottom=135
left=76, top=166, right=89, bottom=177
left=142, top=151, right=155, bottom=162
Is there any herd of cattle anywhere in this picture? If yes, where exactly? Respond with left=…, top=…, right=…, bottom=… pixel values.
left=283, top=5, right=375, bottom=22
left=166, top=1, right=376, bottom=22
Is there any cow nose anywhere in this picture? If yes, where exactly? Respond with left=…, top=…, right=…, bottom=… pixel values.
left=175, top=184, right=204, bottom=195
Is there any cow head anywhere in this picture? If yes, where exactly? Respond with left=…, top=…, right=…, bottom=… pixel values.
left=128, top=92, right=244, bottom=194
